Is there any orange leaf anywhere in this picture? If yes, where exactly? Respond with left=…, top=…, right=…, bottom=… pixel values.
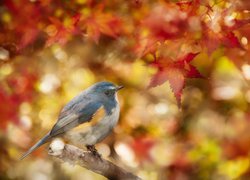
left=45, top=14, right=81, bottom=46
left=148, top=53, right=202, bottom=107
left=143, top=4, right=188, bottom=41
left=82, top=8, right=122, bottom=43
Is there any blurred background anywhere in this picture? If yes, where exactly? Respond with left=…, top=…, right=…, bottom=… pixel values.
left=1, top=0, right=250, bottom=180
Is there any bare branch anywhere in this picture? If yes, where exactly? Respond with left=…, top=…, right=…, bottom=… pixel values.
left=48, top=140, right=141, bottom=180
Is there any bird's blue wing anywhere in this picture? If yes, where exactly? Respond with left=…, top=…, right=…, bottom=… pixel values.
left=50, top=94, right=102, bottom=136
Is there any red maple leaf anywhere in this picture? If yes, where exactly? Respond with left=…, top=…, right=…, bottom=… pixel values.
left=4, top=0, right=43, bottom=50
left=200, top=12, right=250, bottom=54
left=201, top=26, right=244, bottom=54
left=80, top=5, right=122, bottom=43
left=223, top=19, right=250, bottom=32
left=133, top=34, right=159, bottom=58
left=135, top=3, right=197, bottom=58
left=45, top=14, right=81, bottom=47
left=143, top=4, right=188, bottom=41
left=176, top=0, right=204, bottom=16
left=148, top=53, right=203, bottom=107
left=221, top=32, right=243, bottom=49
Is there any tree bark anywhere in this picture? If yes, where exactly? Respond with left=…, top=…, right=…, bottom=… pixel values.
left=48, top=141, right=141, bottom=180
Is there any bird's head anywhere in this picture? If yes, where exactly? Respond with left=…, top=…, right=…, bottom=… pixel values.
left=90, top=81, right=123, bottom=100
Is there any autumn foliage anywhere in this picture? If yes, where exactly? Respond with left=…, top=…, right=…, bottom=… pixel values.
left=1, top=0, right=250, bottom=179
left=1, top=0, right=249, bottom=107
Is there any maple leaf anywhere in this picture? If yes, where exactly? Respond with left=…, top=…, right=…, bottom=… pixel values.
left=176, top=0, right=201, bottom=15
left=4, top=0, right=44, bottom=50
left=149, top=68, right=185, bottom=107
left=201, top=26, right=244, bottom=54
left=133, top=34, right=159, bottom=58
left=19, top=28, right=39, bottom=50
left=224, top=19, right=250, bottom=32
left=220, top=19, right=250, bottom=50
left=221, top=32, right=243, bottom=49
left=45, top=14, right=81, bottom=47
left=200, top=7, right=250, bottom=54
left=80, top=6, right=122, bottom=43
left=136, top=3, right=197, bottom=58
left=143, top=4, right=188, bottom=41
left=148, top=53, right=203, bottom=107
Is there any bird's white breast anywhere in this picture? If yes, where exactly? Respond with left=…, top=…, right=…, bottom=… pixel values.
left=65, top=99, right=120, bottom=146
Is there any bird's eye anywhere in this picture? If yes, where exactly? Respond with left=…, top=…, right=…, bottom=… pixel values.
left=104, top=90, right=113, bottom=96
left=105, top=91, right=110, bottom=96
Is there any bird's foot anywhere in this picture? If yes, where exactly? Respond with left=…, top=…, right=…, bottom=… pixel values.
left=86, top=145, right=102, bottom=159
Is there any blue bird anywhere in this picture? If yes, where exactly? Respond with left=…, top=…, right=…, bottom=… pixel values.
left=20, top=81, right=123, bottom=160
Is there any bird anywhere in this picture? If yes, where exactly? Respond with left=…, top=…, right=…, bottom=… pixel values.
left=20, top=81, right=123, bottom=160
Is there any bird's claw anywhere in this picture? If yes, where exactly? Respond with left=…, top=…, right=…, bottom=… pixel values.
left=86, top=145, right=102, bottom=159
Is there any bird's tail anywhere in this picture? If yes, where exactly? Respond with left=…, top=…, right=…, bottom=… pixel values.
left=20, top=132, right=51, bottom=160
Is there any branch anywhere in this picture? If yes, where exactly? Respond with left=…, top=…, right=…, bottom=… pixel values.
left=48, top=139, right=141, bottom=180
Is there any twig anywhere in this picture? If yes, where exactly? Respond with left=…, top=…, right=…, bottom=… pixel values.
left=48, top=140, right=141, bottom=180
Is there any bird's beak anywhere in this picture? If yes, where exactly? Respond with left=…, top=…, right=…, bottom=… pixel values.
left=116, top=85, right=124, bottom=91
